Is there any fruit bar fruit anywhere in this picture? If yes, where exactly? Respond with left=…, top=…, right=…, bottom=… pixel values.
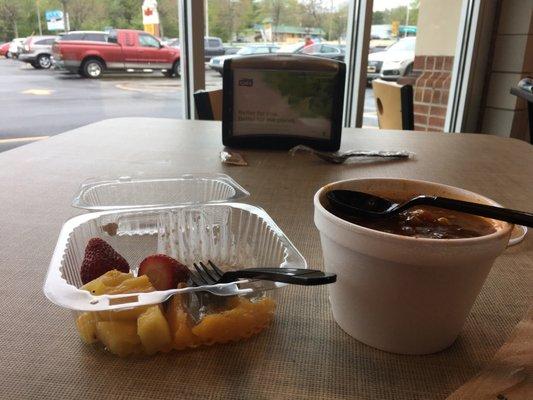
left=96, top=320, right=141, bottom=357
left=75, top=269, right=276, bottom=356
left=138, top=254, right=190, bottom=291
left=80, top=238, right=129, bottom=284
left=137, top=305, right=173, bottom=355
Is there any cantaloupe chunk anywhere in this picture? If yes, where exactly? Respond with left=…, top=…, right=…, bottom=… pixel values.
left=76, top=312, right=98, bottom=344
left=165, top=290, right=200, bottom=350
left=137, top=305, right=173, bottom=355
left=96, top=320, right=141, bottom=357
left=192, top=297, right=275, bottom=345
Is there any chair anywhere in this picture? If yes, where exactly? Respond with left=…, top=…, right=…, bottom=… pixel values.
left=194, top=89, right=222, bottom=121
left=371, top=79, right=414, bottom=130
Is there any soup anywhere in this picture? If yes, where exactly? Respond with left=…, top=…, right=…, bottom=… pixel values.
left=329, top=203, right=496, bottom=239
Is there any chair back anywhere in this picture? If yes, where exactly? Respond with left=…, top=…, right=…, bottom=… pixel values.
left=194, top=89, right=223, bottom=121
left=371, top=79, right=414, bottom=130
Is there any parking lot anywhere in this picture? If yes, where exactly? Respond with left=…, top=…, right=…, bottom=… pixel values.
left=0, top=58, right=377, bottom=153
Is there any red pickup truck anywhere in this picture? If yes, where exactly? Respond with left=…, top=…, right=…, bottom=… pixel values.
left=52, top=29, right=180, bottom=79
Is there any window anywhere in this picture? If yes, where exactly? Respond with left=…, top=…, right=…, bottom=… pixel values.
left=301, top=44, right=320, bottom=54
left=84, top=33, right=107, bottom=42
left=59, top=33, right=85, bottom=41
left=35, top=39, right=55, bottom=45
left=207, top=39, right=221, bottom=48
left=139, top=34, right=161, bottom=48
left=321, top=45, right=339, bottom=53
left=386, top=37, right=416, bottom=52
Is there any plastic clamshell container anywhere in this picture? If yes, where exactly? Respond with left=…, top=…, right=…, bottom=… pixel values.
left=44, top=203, right=307, bottom=312
left=72, top=173, right=250, bottom=211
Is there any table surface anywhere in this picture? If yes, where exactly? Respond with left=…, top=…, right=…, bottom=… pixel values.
left=0, top=118, right=531, bottom=400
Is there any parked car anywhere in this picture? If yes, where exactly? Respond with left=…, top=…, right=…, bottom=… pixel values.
left=0, top=42, right=9, bottom=58
left=7, top=38, right=26, bottom=58
left=297, top=43, right=345, bottom=61
left=367, top=37, right=416, bottom=83
left=52, top=29, right=180, bottom=79
left=168, top=36, right=225, bottom=61
left=208, top=44, right=279, bottom=75
left=18, top=35, right=57, bottom=69
left=204, top=36, right=225, bottom=61
left=276, top=42, right=305, bottom=54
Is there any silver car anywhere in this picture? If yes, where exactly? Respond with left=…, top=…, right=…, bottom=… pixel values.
left=18, top=36, right=57, bottom=69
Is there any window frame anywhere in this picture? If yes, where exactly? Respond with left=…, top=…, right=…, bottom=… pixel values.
left=182, top=0, right=487, bottom=130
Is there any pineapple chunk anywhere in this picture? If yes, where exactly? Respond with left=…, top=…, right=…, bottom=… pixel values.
left=97, top=306, right=150, bottom=322
left=166, top=291, right=200, bottom=350
left=106, top=275, right=155, bottom=294
left=137, top=305, right=173, bottom=355
left=96, top=320, right=141, bottom=357
left=81, top=270, right=133, bottom=295
left=76, top=312, right=98, bottom=344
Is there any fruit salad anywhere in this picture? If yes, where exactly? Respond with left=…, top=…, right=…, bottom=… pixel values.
left=75, top=238, right=276, bottom=357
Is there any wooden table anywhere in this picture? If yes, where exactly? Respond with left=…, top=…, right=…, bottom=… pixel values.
left=0, top=118, right=531, bottom=400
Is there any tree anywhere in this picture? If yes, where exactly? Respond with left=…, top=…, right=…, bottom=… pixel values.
left=208, top=0, right=252, bottom=42
left=372, top=11, right=385, bottom=25
left=0, top=0, right=23, bottom=38
left=158, top=0, right=179, bottom=38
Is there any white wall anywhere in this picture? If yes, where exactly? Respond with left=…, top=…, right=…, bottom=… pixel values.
left=415, top=0, right=463, bottom=56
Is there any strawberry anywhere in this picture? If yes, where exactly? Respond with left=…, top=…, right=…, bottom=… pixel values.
left=80, top=238, right=129, bottom=284
left=138, top=254, right=190, bottom=291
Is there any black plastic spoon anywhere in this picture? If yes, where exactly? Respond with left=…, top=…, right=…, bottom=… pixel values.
left=326, top=190, right=533, bottom=227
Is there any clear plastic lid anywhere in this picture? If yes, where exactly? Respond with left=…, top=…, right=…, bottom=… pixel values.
left=72, top=173, right=250, bottom=211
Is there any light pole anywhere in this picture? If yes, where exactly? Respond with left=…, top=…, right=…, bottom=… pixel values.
left=404, top=1, right=410, bottom=37
left=36, top=0, right=43, bottom=35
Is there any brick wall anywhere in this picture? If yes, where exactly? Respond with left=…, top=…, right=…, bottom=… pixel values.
left=411, top=55, right=454, bottom=132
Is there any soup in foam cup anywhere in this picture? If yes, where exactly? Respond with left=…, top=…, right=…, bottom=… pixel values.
left=314, top=178, right=512, bottom=354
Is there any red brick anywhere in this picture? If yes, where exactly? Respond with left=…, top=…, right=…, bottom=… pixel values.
left=443, top=75, right=451, bottom=89
left=414, top=104, right=429, bottom=114
left=428, top=116, right=445, bottom=128
left=430, top=105, right=447, bottom=117
left=414, top=124, right=427, bottom=131
left=423, top=89, right=432, bottom=103
left=413, top=56, right=425, bottom=70
left=443, top=57, right=454, bottom=71
left=414, top=114, right=428, bottom=125
left=434, top=74, right=446, bottom=88
left=434, top=56, right=444, bottom=71
left=432, top=89, right=442, bottom=104
left=414, top=88, right=423, bottom=102
left=441, top=90, right=449, bottom=105
left=426, top=56, right=436, bottom=70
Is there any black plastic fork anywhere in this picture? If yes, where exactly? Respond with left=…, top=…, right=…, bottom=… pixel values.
left=190, top=261, right=337, bottom=286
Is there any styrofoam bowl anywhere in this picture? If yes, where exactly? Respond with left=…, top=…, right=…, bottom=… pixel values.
left=314, top=178, right=512, bottom=355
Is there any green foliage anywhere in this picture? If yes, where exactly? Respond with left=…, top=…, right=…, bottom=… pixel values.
left=372, top=1, right=420, bottom=27
left=262, top=71, right=335, bottom=119
left=2, top=0, right=413, bottom=45
left=0, top=0, right=174, bottom=40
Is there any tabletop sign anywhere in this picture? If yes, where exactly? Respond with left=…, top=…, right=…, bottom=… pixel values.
left=222, top=54, right=346, bottom=151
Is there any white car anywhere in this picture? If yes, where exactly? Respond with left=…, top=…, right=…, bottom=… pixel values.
left=8, top=38, right=26, bottom=59
left=208, top=44, right=279, bottom=75
left=367, top=37, right=416, bottom=82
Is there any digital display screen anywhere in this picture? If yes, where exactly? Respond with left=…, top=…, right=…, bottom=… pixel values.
left=232, top=69, right=337, bottom=139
